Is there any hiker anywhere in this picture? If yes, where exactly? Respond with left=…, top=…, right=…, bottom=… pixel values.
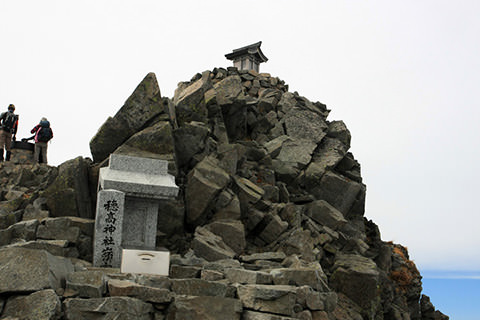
left=30, top=117, right=53, bottom=164
left=0, top=104, right=19, bottom=162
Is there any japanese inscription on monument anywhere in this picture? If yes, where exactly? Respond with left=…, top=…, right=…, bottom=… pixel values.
left=93, top=189, right=125, bottom=268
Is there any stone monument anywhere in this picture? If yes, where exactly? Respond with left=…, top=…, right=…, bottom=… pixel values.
left=93, top=154, right=179, bottom=268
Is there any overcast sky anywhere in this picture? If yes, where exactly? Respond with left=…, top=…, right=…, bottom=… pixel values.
left=1, top=1, right=479, bottom=273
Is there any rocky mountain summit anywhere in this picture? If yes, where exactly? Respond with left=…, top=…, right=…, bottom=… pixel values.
left=0, top=68, right=448, bottom=319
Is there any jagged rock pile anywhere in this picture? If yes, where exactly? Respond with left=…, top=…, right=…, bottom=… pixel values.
left=0, top=67, right=448, bottom=319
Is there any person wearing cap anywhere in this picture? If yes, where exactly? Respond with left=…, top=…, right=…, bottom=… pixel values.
left=0, top=104, right=19, bottom=161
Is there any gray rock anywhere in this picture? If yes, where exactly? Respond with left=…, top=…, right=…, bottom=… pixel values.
left=90, top=72, right=164, bottom=162
left=42, top=156, right=93, bottom=219
left=173, top=121, right=210, bottom=169
left=9, top=219, right=38, bottom=242
left=258, top=214, right=288, bottom=244
left=2, top=289, right=61, bottom=320
left=108, top=279, right=172, bottom=303
left=225, top=268, right=272, bottom=285
left=186, top=157, right=230, bottom=226
left=330, top=254, right=380, bottom=315
left=243, top=310, right=297, bottom=320
left=233, top=176, right=265, bottom=208
left=174, top=72, right=211, bottom=125
left=114, top=121, right=177, bottom=175
left=66, top=271, right=106, bottom=298
left=305, top=200, right=347, bottom=230
left=205, top=220, right=246, bottom=255
left=270, top=266, right=329, bottom=291
left=283, top=108, right=328, bottom=143
left=171, top=278, right=231, bottom=297
left=310, top=171, right=364, bottom=215
left=276, top=138, right=317, bottom=168
left=257, top=88, right=282, bottom=113
left=64, top=296, right=153, bottom=320
left=157, top=198, right=185, bottom=238
left=240, top=252, right=287, bottom=263
left=167, top=296, right=242, bottom=320
left=275, top=228, right=317, bottom=262
left=192, top=226, right=236, bottom=261
left=327, top=121, right=351, bottom=147
left=23, top=203, right=49, bottom=221
left=8, top=240, right=72, bottom=257
left=201, top=269, right=224, bottom=281
left=264, top=135, right=290, bottom=158
left=0, top=247, right=74, bottom=293
left=0, top=209, right=22, bottom=230
left=213, top=190, right=241, bottom=221
left=214, top=75, right=244, bottom=106
left=305, top=137, right=349, bottom=185
left=169, top=265, right=202, bottom=279
left=0, top=227, right=12, bottom=246
left=237, top=284, right=298, bottom=316
left=37, top=217, right=94, bottom=243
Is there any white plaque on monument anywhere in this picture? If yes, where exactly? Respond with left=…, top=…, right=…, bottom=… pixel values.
left=121, top=248, right=170, bottom=276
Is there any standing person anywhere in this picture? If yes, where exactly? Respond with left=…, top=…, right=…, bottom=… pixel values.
left=31, top=117, right=53, bottom=164
left=0, top=104, right=19, bottom=162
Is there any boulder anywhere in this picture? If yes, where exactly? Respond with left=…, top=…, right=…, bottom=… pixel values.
left=186, top=157, right=230, bottom=226
left=214, top=76, right=248, bottom=141
left=167, top=296, right=242, bottom=320
left=37, top=217, right=94, bottom=243
left=90, top=72, right=164, bottom=162
left=204, top=220, right=246, bottom=254
left=2, top=289, right=61, bottom=320
left=108, top=279, right=172, bottom=303
left=310, top=171, right=364, bottom=215
left=283, top=108, right=328, bottom=144
left=114, top=121, right=177, bottom=175
left=233, top=176, right=265, bottom=209
left=192, top=226, right=236, bottom=261
left=9, top=219, right=39, bottom=242
left=42, top=156, right=93, bottom=219
left=330, top=254, right=381, bottom=316
left=64, top=296, right=153, bottom=320
left=237, top=284, right=298, bottom=316
left=0, top=209, right=22, bottom=230
left=214, top=75, right=244, bottom=106
left=174, top=71, right=211, bottom=125
left=8, top=239, right=72, bottom=257
left=66, top=271, right=106, bottom=298
left=270, top=266, right=329, bottom=292
left=173, top=121, right=210, bottom=169
left=258, top=214, right=288, bottom=244
left=225, top=268, right=272, bottom=285
left=305, top=200, right=347, bottom=230
left=276, top=138, right=317, bottom=168
left=327, top=120, right=351, bottom=147
left=275, top=228, right=317, bottom=262
left=0, top=247, right=74, bottom=293
left=240, top=252, right=286, bottom=263
left=213, top=189, right=241, bottom=220
left=305, top=137, right=349, bottom=185
left=243, top=310, right=297, bottom=320
left=157, top=198, right=185, bottom=238
left=171, top=278, right=231, bottom=297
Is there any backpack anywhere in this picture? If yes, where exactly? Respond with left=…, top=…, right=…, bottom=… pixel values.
left=37, top=126, right=53, bottom=142
left=1, top=112, right=17, bottom=132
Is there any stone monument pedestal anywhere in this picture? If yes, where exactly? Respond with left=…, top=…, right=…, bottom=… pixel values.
left=93, top=154, right=179, bottom=268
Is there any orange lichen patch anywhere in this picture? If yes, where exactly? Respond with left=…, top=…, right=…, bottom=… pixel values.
left=388, top=243, right=421, bottom=293
left=391, top=266, right=414, bottom=287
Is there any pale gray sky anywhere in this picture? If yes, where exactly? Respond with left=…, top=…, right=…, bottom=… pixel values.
left=1, top=1, right=479, bottom=272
